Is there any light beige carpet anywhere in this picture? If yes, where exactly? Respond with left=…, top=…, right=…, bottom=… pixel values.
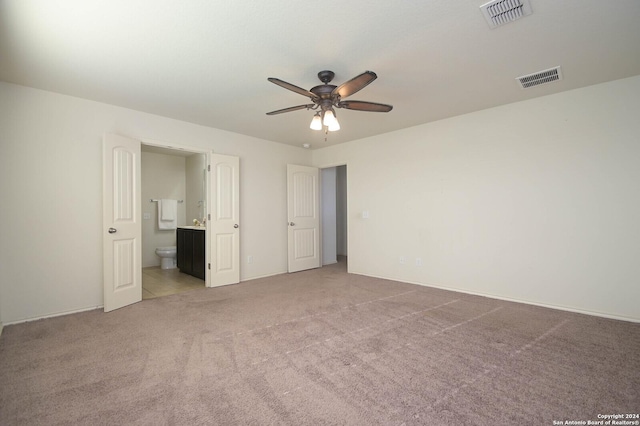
left=1, top=261, right=639, bottom=425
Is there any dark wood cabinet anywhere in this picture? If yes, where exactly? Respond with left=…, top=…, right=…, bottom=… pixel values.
left=177, top=228, right=205, bottom=280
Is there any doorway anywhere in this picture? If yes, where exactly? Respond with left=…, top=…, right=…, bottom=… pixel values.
left=140, top=144, right=208, bottom=299
left=105, top=134, right=240, bottom=311
left=321, top=165, right=347, bottom=267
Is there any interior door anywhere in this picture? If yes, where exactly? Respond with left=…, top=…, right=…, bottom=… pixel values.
left=103, top=133, right=142, bottom=312
left=209, top=153, right=240, bottom=287
left=287, top=164, right=320, bottom=272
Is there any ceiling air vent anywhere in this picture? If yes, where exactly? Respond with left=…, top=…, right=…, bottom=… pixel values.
left=480, top=0, right=533, bottom=29
left=516, top=66, right=563, bottom=89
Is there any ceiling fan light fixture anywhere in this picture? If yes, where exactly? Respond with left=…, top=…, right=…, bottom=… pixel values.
left=328, top=112, right=340, bottom=131
left=310, top=112, right=323, bottom=130
left=322, top=109, right=337, bottom=127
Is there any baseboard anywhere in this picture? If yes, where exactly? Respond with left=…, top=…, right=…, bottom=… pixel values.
left=241, top=270, right=288, bottom=282
left=4, top=305, right=103, bottom=327
left=351, top=271, right=640, bottom=324
left=8, top=271, right=635, bottom=326
left=6, top=271, right=287, bottom=323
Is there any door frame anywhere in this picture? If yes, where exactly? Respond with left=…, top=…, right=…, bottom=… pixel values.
left=140, top=138, right=213, bottom=287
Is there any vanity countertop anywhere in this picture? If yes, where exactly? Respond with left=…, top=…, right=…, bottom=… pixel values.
left=177, top=225, right=205, bottom=230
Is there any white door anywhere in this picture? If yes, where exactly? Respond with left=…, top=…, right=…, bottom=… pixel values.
left=209, top=153, right=240, bottom=287
left=103, top=133, right=142, bottom=312
left=287, top=164, right=320, bottom=272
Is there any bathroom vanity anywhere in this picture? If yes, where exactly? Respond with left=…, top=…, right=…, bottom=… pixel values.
left=176, top=227, right=205, bottom=280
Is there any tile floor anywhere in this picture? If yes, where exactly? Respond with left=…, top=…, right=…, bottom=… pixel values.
left=142, top=266, right=205, bottom=300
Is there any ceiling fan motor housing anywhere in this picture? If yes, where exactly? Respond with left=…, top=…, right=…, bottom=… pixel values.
left=310, top=84, right=337, bottom=101
left=312, top=70, right=340, bottom=107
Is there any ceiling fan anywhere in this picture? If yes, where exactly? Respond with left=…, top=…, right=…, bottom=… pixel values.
left=266, top=70, right=393, bottom=131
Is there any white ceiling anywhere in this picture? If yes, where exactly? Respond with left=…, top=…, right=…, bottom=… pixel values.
left=1, top=0, right=639, bottom=149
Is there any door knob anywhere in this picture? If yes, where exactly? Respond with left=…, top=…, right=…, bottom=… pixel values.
left=234, top=224, right=239, bottom=228
left=289, top=222, right=295, bottom=226
left=108, top=228, right=117, bottom=234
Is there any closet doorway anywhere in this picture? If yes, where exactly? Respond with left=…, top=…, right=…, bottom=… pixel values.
left=321, top=165, right=348, bottom=268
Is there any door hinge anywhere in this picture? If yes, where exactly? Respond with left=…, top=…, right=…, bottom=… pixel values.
left=207, top=165, right=210, bottom=172
left=208, top=213, right=211, bottom=220
left=208, top=263, right=211, bottom=270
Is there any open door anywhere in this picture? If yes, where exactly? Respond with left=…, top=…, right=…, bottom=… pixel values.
left=103, top=133, right=142, bottom=312
left=209, top=153, right=240, bottom=286
left=287, top=164, right=320, bottom=272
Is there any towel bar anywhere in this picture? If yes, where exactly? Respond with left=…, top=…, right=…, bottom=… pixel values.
left=150, top=199, right=184, bottom=203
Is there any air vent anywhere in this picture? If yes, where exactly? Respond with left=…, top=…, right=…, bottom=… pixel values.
left=480, top=0, right=533, bottom=29
left=516, top=66, right=563, bottom=89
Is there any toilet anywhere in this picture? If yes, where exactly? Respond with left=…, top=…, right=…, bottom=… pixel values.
left=155, top=246, right=177, bottom=269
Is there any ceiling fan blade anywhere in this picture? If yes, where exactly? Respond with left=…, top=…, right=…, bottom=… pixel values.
left=268, top=78, right=317, bottom=100
left=266, top=104, right=316, bottom=115
left=337, top=100, right=393, bottom=112
left=332, top=71, right=377, bottom=98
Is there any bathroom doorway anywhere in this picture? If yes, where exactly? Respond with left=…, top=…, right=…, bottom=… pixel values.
left=140, top=143, right=208, bottom=299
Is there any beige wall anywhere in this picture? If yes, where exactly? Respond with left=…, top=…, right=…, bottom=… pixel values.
left=313, top=75, right=640, bottom=322
left=2, top=76, right=638, bottom=324
left=0, top=82, right=311, bottom=324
